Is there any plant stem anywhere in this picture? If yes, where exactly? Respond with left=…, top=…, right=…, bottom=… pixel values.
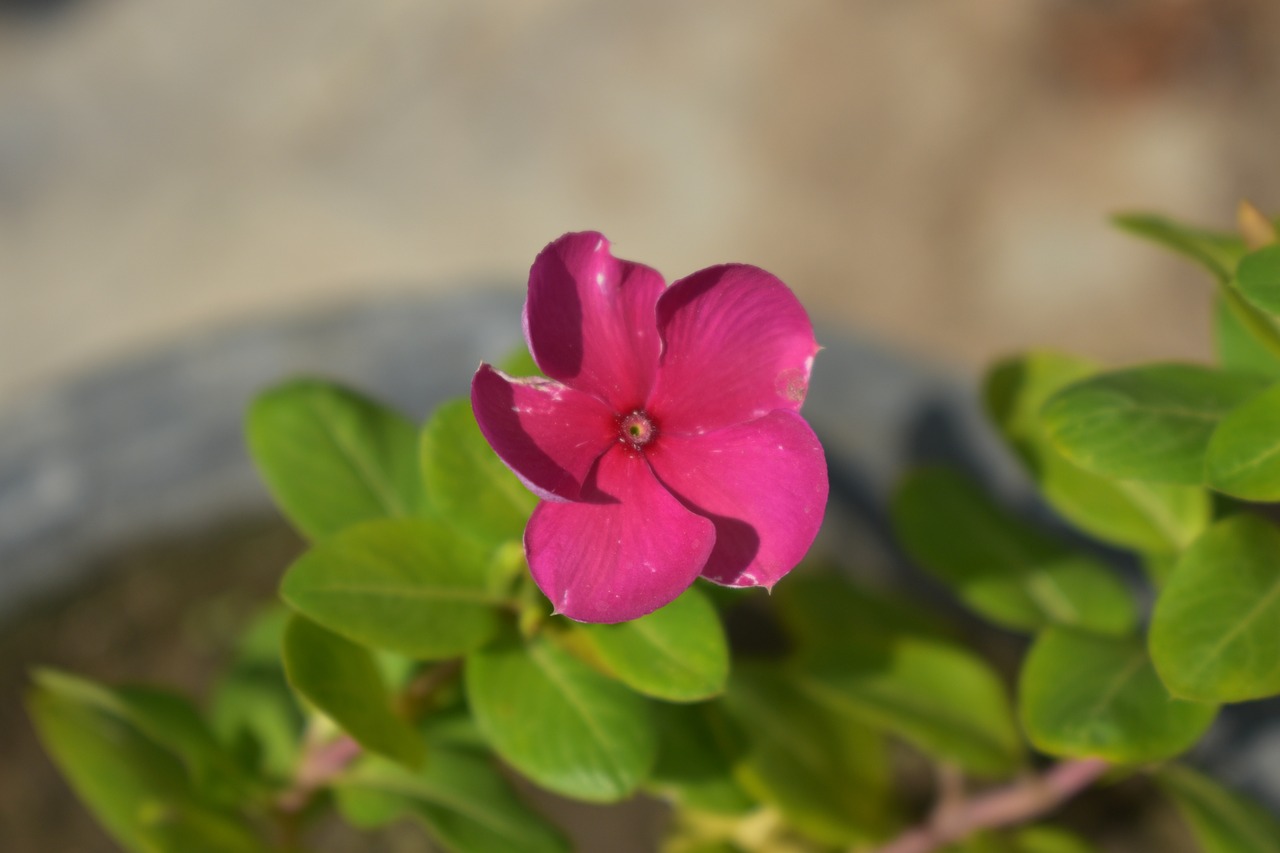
left=870, top=758, right=1110, bottom=853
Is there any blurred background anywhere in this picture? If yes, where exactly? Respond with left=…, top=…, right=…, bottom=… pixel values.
left=3, top=0, right=1280, bottom=850
left=2, top=0, right=1279, bottom=409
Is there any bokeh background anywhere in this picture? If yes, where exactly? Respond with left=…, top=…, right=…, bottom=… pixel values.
left=3, top=1, right=1280, bottom=850
left=3, top=0, right=1280, bottom=409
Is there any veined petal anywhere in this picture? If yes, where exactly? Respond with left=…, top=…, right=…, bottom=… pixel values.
left=471, top=364, right=616, bottom=502
left=647, top=410, right=828, bottom=588
left=525, top=445, right=715, bottom=623
left=524, top=232, right=666, bottom=412
left=648, top=264, right=819, bottom=434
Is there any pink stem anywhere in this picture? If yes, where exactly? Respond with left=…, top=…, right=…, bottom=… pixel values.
left=872, top=758, right=1110, bottom=853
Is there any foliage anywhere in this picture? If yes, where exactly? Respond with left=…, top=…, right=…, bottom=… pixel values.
left=28, top=210, right=1280, bottom=852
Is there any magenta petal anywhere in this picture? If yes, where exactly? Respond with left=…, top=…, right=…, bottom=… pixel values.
left=525, top=446, right=716, bottom=623
left=647, top=264, right=819, bottom=434
left=471, top=364, right=617, bottom=502
left=647, top=410, right=828, bottom=588
left=524, top=232, right=666, bottom=412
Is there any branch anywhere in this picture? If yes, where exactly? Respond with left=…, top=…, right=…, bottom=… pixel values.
left=871, top=758, right=1110, bottom=853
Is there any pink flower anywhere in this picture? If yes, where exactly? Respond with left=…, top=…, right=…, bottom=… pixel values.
left=471, top=232, right=828, bottom=623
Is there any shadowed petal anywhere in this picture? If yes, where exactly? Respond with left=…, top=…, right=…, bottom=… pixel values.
left=648, top=264, right=819, bottom=434
left=525, top=446, right=715, bottom=623
left=471, top=364, right=617, bottom=502
left=647, top=410, right=827, bottom=588
left=524, top=232, right=666, bottom=411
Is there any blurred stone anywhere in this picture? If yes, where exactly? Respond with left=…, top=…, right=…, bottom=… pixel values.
left=0, top=1, right=1278, bottom=412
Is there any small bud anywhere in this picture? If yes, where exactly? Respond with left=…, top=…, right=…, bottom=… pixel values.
left=1237, top=200, right=1277, bottom=251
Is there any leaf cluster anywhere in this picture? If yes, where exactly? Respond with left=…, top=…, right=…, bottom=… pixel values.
left=27, top=210, right=1280, bottom=853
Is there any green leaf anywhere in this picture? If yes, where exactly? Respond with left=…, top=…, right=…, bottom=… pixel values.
left=774, top=574, right=1021, bottom=776
left=1157, top=764, right=1280, bottom=853
left=247, top=379, right=421, bottom=540
left=986, top=352, right=1209, bottom=554
left=1205, top=382, right=1280, bottom=501
left=31, top=670, right=247, bottom=806
left=795, top=639, right=1022, bottom=778
left=209, top=607, right=304, bottom=782
left=1042, top=364, right=1269, bottom=484
left=335, top=749, right=570, bottom=853
left=137, top=802, right=268, bottom=853
left=577, top=586, right=729, bottom=702
left=1237, top=245, right=1280, bottom=316
left=280, top=518, right=506, bottom=659
left=420, top=398, right=537, bottom=542
left=27, top=675, right=260, bottom=853
left=647, top=701, right=755, bottom=816
left=1018, top=626, right=1216, bottom=763
left=466, top=632, right=656, bottom=802
left=1221, top=284, right=1280, bottom=364
left=724, top=665, right=894, bottom=845
left=1150, top=515, right=1280, bottom=702
left=775, top=570, right=952, bottom=649
left=946, top=826, right=1097, bottom=853
left=892, top=467, right=1135, bottom=635
left=1214, top=295, right=1280, bottom=378
left=281, top=615, right=425, bottom=767
left=1112, top=213, right=1246, bottom=283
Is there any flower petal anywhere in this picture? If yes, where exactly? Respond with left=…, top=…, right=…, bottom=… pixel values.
left=525, top=445, right=715, bottom=623
left=471, top=364, right=617, bottom=501
left=647, top=264, right=819, bottom=434
left=647, top=410, right=827, bottom=588
left=524, top=232, right=666, bottom=411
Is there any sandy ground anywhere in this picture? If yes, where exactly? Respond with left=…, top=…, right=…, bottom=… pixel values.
left=2, top=0, right=1279, bottom=412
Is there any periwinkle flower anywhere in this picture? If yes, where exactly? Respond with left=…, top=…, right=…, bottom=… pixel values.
left=472, top=232, right=828, bottom=623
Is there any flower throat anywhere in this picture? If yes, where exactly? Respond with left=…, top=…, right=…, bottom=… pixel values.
left=618, top=411, right=656, bottom=449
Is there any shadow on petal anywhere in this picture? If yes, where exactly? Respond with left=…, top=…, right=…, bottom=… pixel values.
left=526, top=246, right=586, bottom=379
left=472, top=368, right=598, bottom=500
left=691, top=509, right=762, bottom=586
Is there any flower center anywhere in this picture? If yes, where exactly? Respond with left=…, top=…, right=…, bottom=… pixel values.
left=618, top=411, right=656, bottom=449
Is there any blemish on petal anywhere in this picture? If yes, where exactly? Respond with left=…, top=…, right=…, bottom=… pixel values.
left=776, top=368, right=808, bottom=403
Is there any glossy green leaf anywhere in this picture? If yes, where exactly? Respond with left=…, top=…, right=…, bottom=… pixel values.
left=281, top=615, right=425, bottom=767
left=1042, top=364, right=1269, bottom=484
left=774, top=574, right=1021, bottom=776
left=796, top=638, right=1022, bottom=778
left=1112, top=213, right=1245, bottom=283
left=892, top=468, right=1135, bottom=635
left=1150, top=515, right=1280, bottom=702
left=247, top=379, right=421, bottom=540
left=1215, top=295, right=1280, bottom=378
left=280, top=518, right=506, bottom=659
left=27, top=676, right=257, bottom=853
left=578, top=586, right=728, bottom=702
left=1237, top=245, right=1280, bottom=315
left=420, top=398, right=537, bottom=543
left=986, top=352, right=1209, bottom=554
left=1157, top=764, right=1280, bottom=853
left=209, top=607, right=304, bottom=782
left=1221, top=284, right=1280, bottom=364
left=647, top=701, right=755, bottom=816
left=1205, top=382, right=1280, bottom=501
left=335, top=750, right=570, bottom=853
left=1019, top=626, right=1216, bottom=763
left=725, top=665, right=894, bottom=845
left=466, top=633, right=656, bottom=802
